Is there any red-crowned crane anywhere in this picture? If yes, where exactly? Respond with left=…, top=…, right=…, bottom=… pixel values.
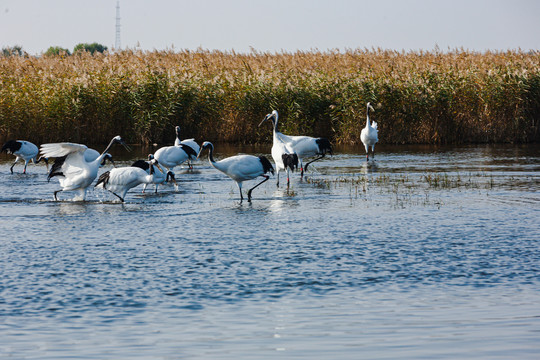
left=1, top=140, right=48, bottom=174
left=259, top=110, right=331, bottom=177
left=197, top=141, right=274, bottom=203
left=154, top=143, right=198, bottom=172
left=40, top=135, right=130, bottom=201
left=131, top=154, right=177, bottom=193
left=173, top=126, right=200, bottom=169
left=95, top=158, right=165, bottom=202
left=360, top=102, right=378, bottom=161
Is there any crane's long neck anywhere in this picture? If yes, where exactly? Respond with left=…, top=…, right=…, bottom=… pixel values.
left=206, top=144, right=216, bottom=165
left=366, top=107, right=371, bottom=128
left=206, top=145, right=229, bottom=174
left=90, top=137, right=117, bottom=167
left=273, top=115, right=280, bottom=133
left=98, top=138, right=117, bottom=162
left=271, top=117, right=282, bottom=140
left=175, top=129, right=181, bottom=142
left=146, top=163, right=156, bottom=183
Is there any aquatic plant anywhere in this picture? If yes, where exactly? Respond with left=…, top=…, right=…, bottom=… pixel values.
left=0, top=49, right=539, bottom=145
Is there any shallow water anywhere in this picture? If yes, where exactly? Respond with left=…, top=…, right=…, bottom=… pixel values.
left=0, top=144, right=539, bottom=359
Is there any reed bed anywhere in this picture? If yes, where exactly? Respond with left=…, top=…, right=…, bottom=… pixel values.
left=1, top=49, right=539, bottom=145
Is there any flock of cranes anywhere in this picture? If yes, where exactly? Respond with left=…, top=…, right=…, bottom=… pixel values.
left=1, top=105, right=379, bottom=203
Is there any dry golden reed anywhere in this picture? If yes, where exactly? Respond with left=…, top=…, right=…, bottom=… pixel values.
left=1, top=49, right=539, bottom=145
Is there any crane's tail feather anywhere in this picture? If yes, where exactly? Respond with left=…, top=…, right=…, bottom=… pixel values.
left=372, top=121, right=378, bottom=130
left=258, top=156, right=275, bottom=175
left=282, top=153, right=299, bottom=172
left=316, top=138, right=333, bottom=155
left=131, top=159, right=150, bottom=171
left=95, top=171, right=111, bottom=188
left=47, top=156, right=67, bottom=182
left=180, top=144, right=198, bottom=160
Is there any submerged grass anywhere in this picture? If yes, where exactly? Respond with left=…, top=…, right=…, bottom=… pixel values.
left=306, top=171, right=520, bottom=208
left=1, top=49, right=539, bottom=145
left=314, top=172, right=499, bottom=191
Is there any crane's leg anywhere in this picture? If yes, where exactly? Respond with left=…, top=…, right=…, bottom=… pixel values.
left=304, top=155, right=325, bottom=173
left=142, top=183, right=148, bottom=193
left=110, top=191, right=124, bottom=202
left=276, top=169, right=280, bottom=187
left=364, top=145, right=369, bottom=162
left=54, top=190, right=62, bottom=201
left=286, top=169, right=290, bottom=188
left=237, top=183, right=244, bottom=203
left=10, top=157, right=19, bottom=174
left=23, top=159, right=30, bottom=174
left=372, top=145, right=376, bottom=160
left=247, top=175, right=269, bottom=202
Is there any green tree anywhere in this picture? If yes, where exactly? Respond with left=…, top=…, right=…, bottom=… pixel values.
left=2, top=45, right=25, bottom=57
left=44, top=46, right=71, bottom=56
left=73, top=42, right=108, bottom=55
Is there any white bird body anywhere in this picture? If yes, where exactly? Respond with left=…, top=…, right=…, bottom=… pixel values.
left=212, top=154, right=266, bottom=183
left=95, top=162, right=160, bottom=202
left=360, top=103, right=378, bottom=161
left=271, top=132, right=298, bottom=187
left=40, top=136, right=129, bottom=201
left=260, top=110, right=331, bottom=177
left=173, top=126, right=199, bottom=169
left=198, top=141, right=274, bottom=202
left=276, top=133, right=317, bottom=156
left=154, top=143, right=197, bottom=171
left=177, top=138, right=200, bottom=153
left=41, top=143, right=98, bottom=200
left=131, top=156, right=177, bottom=193
left=1, top=140, right=47, bottom=173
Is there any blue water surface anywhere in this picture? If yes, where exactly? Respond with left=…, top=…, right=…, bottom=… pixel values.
left=0, top=144, right=539, bottom=359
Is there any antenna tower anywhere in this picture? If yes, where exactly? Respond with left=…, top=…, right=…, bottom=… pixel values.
left=115, top=1, right=121, bottom=50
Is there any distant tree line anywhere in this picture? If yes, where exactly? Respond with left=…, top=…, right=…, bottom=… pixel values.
left=1, top=43, right=108, bottom=57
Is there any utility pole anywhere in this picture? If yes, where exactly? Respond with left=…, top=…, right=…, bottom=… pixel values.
left=115, top=1, right=121, bottom=50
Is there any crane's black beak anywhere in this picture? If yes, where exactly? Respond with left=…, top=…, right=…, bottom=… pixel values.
left=120, top=140, right=132, bottom=152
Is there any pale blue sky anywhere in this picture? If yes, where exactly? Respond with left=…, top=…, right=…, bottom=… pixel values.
left=1, top=0, right=539, bottom=54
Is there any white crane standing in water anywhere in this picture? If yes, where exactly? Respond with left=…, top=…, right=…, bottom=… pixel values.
left=360, top=102, right=378, bottom=161
left=197, top=141, right=274, bottom=203
left=154, top=142, right=198, bottom=172
left=259, top=110, right=332, bottom=177
left=40, top=135, right=130, bottom=201
left=259, top=111, right=299, bottom=186
left=1, top=140, right=48, bottom=174
left=270, top=132, right=298, bottom=188
left=173, top=126, right=200, bottom=169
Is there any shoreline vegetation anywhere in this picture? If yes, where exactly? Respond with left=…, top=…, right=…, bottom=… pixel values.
left=0, top=49, right=539, bottom=145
